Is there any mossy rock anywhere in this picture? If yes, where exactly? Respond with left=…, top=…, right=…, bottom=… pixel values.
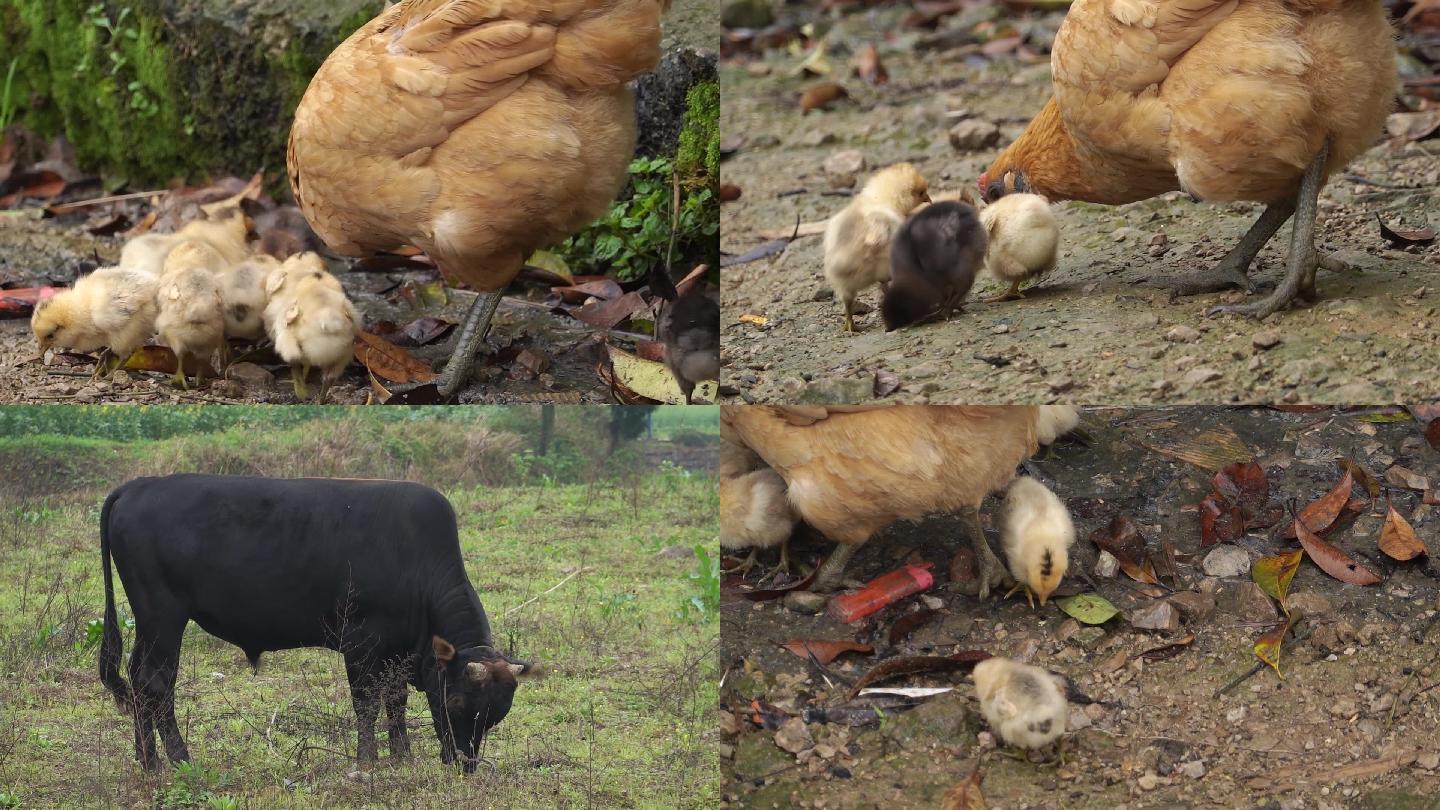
left=0, top=0, right=381, bottom=184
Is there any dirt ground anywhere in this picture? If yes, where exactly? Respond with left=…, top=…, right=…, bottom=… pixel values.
left=719, top=10, right=1440, bottom=405
left=720, top=406, right=1440, bottom=808
left=0, top=210, right=650, bottom=405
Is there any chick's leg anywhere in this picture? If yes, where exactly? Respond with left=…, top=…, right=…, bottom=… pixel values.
left=1168, top=200, right=1294, bottom=297
left=1206, top=138, right=1330, bottom=320
left=431, top=291, right=502, bottom=398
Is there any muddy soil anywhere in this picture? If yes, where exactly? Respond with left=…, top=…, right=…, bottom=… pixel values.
left=719, top=13, right=1440, bottom=405
left=720, top=406, right=1440, bottom=808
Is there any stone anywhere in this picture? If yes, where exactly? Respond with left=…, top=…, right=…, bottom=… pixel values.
left=1093, top=550, right=1120, bottom=578
left=783, top=591, right=827, bottom=614
left=1165, top=325, right=1201, bottom=343
left=1137, top=772, right=1160, bottom=791
left=796, top=377, right=873, bottom=404
left=1168, top=591, right=1217, bottom=622
left=1226, top=582, right=1279, bottom=622
left=823, top=150, right=867, bottom=187
left=1178, top=760, right=1206, bottom=779
left=1252, top=329, right=1282, bottom=350
left=1285, top=591, right=1331, bottom=617
left=1181, top=367, right=1223, bottom=387
left=1128, top=601, right=1180, bottom=631
left=634, top=48, right=719, bottom=160
left=1047, top=375, right=1075, bottom=393
left=225, top=362, right=274, bottom=392
left=1203, top=545, right=1250, bottom=578
left=774, top=717, right=813, bottom=754
left=948, top=119, right=1000, bottom=151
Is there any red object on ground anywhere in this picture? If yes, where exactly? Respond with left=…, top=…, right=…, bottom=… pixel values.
left=0, top=287, right=58, bottom=318
left=827, top=563, right=935, bottom=624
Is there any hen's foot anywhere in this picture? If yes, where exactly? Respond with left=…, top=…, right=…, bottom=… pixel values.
left=809, top=543, right=858, bottom=594
left=1169, top=197, right=1295, bottom=298
left=957, top=507, right=1013, bottom=599
left=721, top=548, right=759, bottom=577
left=1206, top=138, right=1330, bottom=320
left=386, top=291, right=503, bottom=401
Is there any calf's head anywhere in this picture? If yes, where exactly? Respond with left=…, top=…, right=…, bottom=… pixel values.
left=426, top=636, right=542, bottom=771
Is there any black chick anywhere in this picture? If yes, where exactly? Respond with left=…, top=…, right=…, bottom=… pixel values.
left=881, top=201, right=987, bottom=331
left=652, top=266, right=720, bottom=404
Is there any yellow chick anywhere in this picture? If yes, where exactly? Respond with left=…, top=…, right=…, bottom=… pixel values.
left=220, top=256, right=279, bottom=342
left=263, top=252, right=341, bottom=311
left=977, top=193, right=1058, bottom=302
left=156, top=243, right=227, bottom=388
left=1035, top=405, right=1080, bottom=447
left=823, top=164, right=931, bottom=332
left=1000, top=477, right=1075, bottom=607
left=118, top=234, right=178, bottom=277
left=721, top=467, right=798, bottom=578
left=270, top=274, right=359, bottom=402
left=30, top=267, right=159, bottom=374
left=972, top=657, right=1068, bottom=753
left=173, top=209, right=251, bottom=266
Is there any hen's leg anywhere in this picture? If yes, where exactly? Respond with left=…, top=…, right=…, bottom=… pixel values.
left=811, top=542, right=858, bottom=593
left=1168, top=200, right=1294, bottom=296
left=957, top=506, right=1012, bottom=599
left=430, top=291, right=503, bottom=398
left=1206, top=138, right=1330, bottom=319
left=721, top=547, right=758, bottom=576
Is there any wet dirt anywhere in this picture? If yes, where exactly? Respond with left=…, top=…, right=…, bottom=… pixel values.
left=720, top=406, right=1440, bottom=808
left=0, top=216, right=634, bottom=404
left=719, top=12, right=1440, bottom=405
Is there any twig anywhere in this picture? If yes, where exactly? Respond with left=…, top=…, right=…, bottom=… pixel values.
left=1213, top=624, right=1313, bottom=698
left=502, top=567, right=590, bottom=617
left=47, top=189, right=167, bottom=213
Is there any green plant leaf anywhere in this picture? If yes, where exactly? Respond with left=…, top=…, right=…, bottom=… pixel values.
left=1054, top=593, right=1119, bottom=625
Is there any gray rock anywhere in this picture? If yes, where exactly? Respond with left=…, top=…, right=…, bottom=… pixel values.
left=824, top=150, right=867, bottom=187
left=1252, top=329, right=1282, bottom=350
left=226, top=362, right=274, bottom=392
left=1165, top=325, right=1201, bottom=343
left=1202, top=545, right=1250, bottom=578
left=1225, top=581, right=1279, bottom=623
left=1128, top=601, right=1180, bottom=631
left=948, top=119, right=1000, bottom=151
left=1093, top=550, right=1120, bottom=578
left=1168, top=591, right=1217, bottom=622
left=783, top=591, right=828, bottom=614
left=1285, top=591, right=1331, bottom=617
left=796, top=377, right=873, bottom=404
left=634, top=47, right=718, bottom=160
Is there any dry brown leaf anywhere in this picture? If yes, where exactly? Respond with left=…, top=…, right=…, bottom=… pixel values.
left=778, top=639, right=874, bottom=665
left=888, top=609, right=938, bottom=645
left=719, top=183, right=742, bottom=202
left=1298, top=470, right=1354, bottom=534
left=799, top=82, right=848, bottom=114
left=1378, top=215, right=1436, bottom=247
left=1089, top=515, right=1160, bottom=585
left=354, top=331, right=437, bottom=384
left=1140, top=426, right=1252, bottom=470
left=1294, top=518, right=1381, bottom=586
left=1426, top=418, right=1440, bottom=452
left=1379, top=504, right=1426, bottom=561
left=852, top=44, right=888, bottom=85
left=940, top=766, right=986, bottom=810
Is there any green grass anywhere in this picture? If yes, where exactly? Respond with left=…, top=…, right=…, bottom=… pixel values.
left=0, top=411, right=719, bottom=808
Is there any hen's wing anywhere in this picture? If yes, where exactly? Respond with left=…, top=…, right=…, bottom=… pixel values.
left=1053, top=0, right=1236, bottom=167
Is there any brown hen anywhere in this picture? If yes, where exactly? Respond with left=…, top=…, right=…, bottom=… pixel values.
left=982, top=0, right=1395, bottom=319
left=720, top=405, right=1079, bottom=594
left=288, top=0, right=667, bottom=395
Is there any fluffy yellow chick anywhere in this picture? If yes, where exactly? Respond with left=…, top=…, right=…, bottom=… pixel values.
left=1000, top=477, right=1075, bottom=607
left=721, top=467, right=799, bottom=578
left=156, top=241, right=228, bottom=388
left=823, top=164, right=931, bottom=332
left=977, top=193, right=1058, bottom=302
left=263, top=252, right=341, bottom=314
left=220, top=256, right=279, bottom=342
left=173, top=210, right=251, bottom=266
left=270, top=274, right=359, bottom=402
left=30, top=267, right=159, bottom=374
left=118, top=234, right=177, bottom=277
left=972, top=657, right=1068, bottom=752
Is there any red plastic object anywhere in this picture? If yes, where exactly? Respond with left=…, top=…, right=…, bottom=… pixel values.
left=827, top=563, right=935, bottom=624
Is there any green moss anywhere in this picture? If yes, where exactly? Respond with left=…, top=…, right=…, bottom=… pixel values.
left=0, top=0, right=380, bottom=184
left=676, top=80, right=719, bottom=184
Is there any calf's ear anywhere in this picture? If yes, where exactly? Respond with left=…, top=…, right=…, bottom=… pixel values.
left=432, top=635, right=456, bottom=664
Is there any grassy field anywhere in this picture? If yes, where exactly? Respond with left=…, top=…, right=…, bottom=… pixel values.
left=0, top=408, right=719, bottom=808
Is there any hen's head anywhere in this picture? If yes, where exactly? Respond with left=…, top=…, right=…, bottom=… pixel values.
left=977, top=166, right=1034, bottom=204
left=861, top=163, right=931, bottom=214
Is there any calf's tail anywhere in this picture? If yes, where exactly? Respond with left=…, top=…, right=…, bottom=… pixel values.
left=98, top=488, right=131, bottom=711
